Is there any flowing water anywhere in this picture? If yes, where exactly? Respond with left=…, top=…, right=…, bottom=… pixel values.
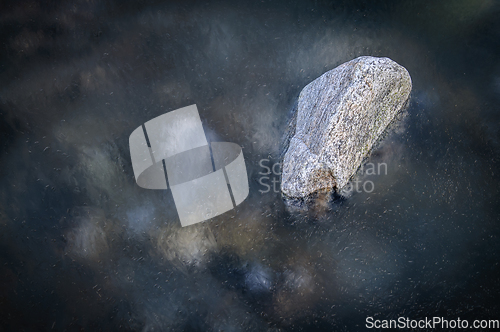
left=1, top=0, right=499, bottom=330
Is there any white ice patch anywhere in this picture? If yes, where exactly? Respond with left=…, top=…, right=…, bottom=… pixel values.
left=154, top=224, right=218, bottom=270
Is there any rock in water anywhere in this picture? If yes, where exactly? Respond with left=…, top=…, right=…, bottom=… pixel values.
left=281, top=56, right=412, bottom=198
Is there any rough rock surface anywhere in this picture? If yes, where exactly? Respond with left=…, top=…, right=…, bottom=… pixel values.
left=281, top=56, right=412, bottom=198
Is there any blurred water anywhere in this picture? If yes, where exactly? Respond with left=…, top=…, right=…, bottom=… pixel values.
left=1, top=0, right=499, bottom=330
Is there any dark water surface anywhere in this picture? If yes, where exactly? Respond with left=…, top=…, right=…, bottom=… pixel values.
left=1, top=0, right=499, bottom=330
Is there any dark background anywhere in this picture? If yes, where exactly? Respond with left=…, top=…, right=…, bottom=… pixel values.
left=1, top=0, right=499, bottom=330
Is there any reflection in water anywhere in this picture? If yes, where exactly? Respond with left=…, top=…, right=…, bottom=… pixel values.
left=0, top=0, right=499, bottom=330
